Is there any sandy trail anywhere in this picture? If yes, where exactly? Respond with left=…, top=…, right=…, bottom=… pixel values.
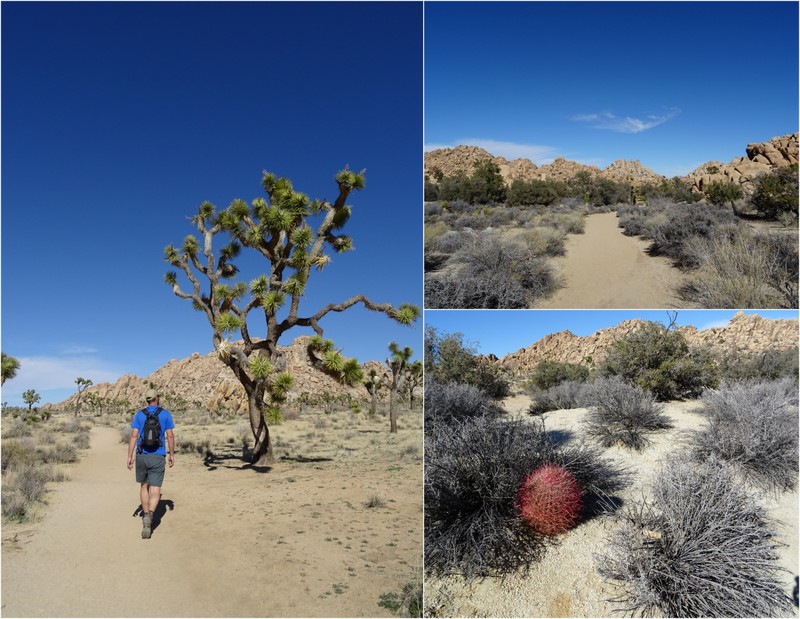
left=538, top=212, right=692, bottom=309
left=2, top=423, right=421, bottom=617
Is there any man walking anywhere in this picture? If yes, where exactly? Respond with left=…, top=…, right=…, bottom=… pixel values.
left=127, top=389, right=175, bottom=539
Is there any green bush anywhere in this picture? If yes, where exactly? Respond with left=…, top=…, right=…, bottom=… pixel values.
left=527, top=361, right=590, bottom=391
left=600, top=322, right=718, bottom=400
left=750, top=164, right=799, bottom=221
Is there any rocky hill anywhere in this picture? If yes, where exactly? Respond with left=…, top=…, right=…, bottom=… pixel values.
left=424, top=133, right=798, bottom=195
left=424, top=146, right=663, bottom=187
left=684, top=133, right=798, bottom=194
left=498, top=312, right=798, bottom=376
left=51, top=336, right=401, bottom=414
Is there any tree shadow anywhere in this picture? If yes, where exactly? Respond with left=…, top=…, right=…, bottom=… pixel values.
left=202, top=446, right=273, bottom=474
left=278, top=455, right=334, bottom=463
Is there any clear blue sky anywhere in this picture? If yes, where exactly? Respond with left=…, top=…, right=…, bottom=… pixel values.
left=2, top=2, right=423, bottom=407
left=425, top=1, right=799, bottom=177
left=425, top=310, right=799, bottom=359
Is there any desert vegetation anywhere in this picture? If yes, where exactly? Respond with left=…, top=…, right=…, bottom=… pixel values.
left=1, top=409, right=91, bottom=522
left=424, top=321, right=798, bottom=617
left=425, top=159, right=798, bottom=309
left=618, top=165, right=799, bottom=308
left=164, top=169, right=418, bottom=464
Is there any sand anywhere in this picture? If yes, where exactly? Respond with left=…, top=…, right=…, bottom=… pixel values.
left=1, top=409, right=422, bottom=617
left=424, top=393, right=799, bottom=618
left=538, top=212, right=693, bottom=309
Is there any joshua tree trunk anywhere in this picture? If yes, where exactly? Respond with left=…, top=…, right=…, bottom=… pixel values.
left=389, top=387, right=398, bottom=434
left=370, top=390, right=377, bottom=418
left=248, top=401, right=273, bottom=465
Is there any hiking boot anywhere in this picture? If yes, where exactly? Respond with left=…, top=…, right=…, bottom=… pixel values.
left=141, top=511, right=153, bottom=539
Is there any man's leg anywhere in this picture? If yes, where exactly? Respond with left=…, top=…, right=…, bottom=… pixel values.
left=147, top=485, right=161, bottom=514
left=139, top=482, right=150, bottom=514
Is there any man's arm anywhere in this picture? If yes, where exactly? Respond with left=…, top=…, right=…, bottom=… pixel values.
left=166, top=429, right=175, bottom=467
left=127, top=429, right=140, bottom=470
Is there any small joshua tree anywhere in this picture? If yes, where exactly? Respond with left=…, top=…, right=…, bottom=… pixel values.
left=22, top=389, right=41, bottom=411
left=165, top=169, right=419, bottom=464
left=73, top=377, right=93, bottom=417
left=406, top=360, right=423, bottom=410
left=386, top=342, right=413, bottom=433
left=363, top=368, right=384, bottom=418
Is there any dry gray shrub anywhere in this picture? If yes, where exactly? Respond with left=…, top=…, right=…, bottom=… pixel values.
left=598, top=457, right=793, bottom=617
left=528, top=380, right=590, bottom=416
left=692, top=378, right=798, bottom=492
left=425, top=414, right=625, bottom=578
left=423, top=379, right=503, bottom=427
left=583, top=377, right=671, bottom=450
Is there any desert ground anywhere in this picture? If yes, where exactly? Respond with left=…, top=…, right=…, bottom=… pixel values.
left=425, top=392, right=799, bottom=618
left=2, top=405, right=422, bottom=617
left=537, top=212, right=691, bottom=309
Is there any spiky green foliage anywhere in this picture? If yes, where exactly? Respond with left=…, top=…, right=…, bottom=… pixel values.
left=269, top=372, right=294, bottom=402
left=266, top=404, right=284, bottom=425
left=2, top=353, right=21, bottom=385
left=164, top=169, right=418, bottom=464
left=248, top=356, right=273, bottom=380
left=215, top=311, right=242, bottom=335
left=341, top=358, right=364, bottom=386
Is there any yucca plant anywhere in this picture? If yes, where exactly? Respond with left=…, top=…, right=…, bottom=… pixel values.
left=164, top=169, right=419, bottom=464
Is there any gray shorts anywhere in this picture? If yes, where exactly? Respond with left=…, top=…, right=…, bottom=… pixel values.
left=135, top=453, right=166, bottom=486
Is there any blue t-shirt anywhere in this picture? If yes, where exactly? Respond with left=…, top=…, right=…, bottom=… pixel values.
left=131, top=406, right=175, bottom=456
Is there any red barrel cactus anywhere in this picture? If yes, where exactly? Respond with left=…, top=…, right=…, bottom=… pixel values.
left=518, top=463, right=583, bottom=536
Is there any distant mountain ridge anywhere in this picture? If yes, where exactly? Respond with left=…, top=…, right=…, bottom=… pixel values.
left=51, top=336, right=394, bottom=414
left=424, top=133, right=798, bottom=193
left=494, top=312, right=799, bottom=376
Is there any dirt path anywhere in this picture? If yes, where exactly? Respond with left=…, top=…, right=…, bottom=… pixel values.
left=538, top=211, right=692, bottom=309
left=2, top=423, right=421, bottom=617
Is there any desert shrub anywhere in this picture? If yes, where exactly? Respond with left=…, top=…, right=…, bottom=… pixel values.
left=683, top=228, right=794, bottom=308
left=517, top=226, right=567, bottom=257
left=600, top=321, right=718, bottom=400
left=598, top=457, right=792, bottom=617
left=704, top=179, right=743, bottom=207
left=750, top=164, right=799, bottom=221
left=484, top=207, right=516, bottom=228
left=425, top=414, right=625, bottom=578
left=39, top=442, right=78, bottom=464
left=615, top=205, right=650, bottom=237
left=715, top=347, right=799, bottom=384
left=423, top=201, right=441, bottom=218
left=1, top=439, right=39, bottom=472
left=424, top=328, right=510, bottom=399
left=527, top=360, right=590, bottom=391
left=583, top=377, right=671, bottom=450
left=692, top=379, right=798, bottom=492
left=2, top=419, right=33, bottom=439
left=527, top=380, right=590, bottom=416
left=506, top=178, right=561, bottom=207
left=517, top=464, right=583, bottom=536
left=2, top=462, right=57, bottom=520
left=646, top=203, right=737, bottom=267
left=423, top=379, right=503, bottom=427
left=536, top=211, right=586, bottom=235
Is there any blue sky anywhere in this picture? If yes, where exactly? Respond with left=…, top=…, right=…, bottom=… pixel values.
left=425, top=310, right=799, bottom=359
left=2, top=2, right=423, bottom=407
left=425, top=2, right=799, bottom=177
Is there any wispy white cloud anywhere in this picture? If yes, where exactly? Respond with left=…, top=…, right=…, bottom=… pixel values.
left=424, top=139, right=558, bottom=165
left=571, top=108, right=681, bottom=134
left=60, top=345, right=100, bottom=355
left=2, top=354, right=127, bottom=405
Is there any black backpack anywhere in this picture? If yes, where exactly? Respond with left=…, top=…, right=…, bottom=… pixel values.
left=139, top=407, right=162, bottom=452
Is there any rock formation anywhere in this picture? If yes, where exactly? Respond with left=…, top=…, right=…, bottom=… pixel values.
left=424, top=133, right=798, bottom=197
left=684, top=133, right=798, bottom=194
left=497, top=313, right=798, bottom=376
left=51, top=336, right=399, bottom=414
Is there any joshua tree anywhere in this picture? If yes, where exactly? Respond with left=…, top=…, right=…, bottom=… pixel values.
left=22, top=389, right=40, bottom=411
left=386, top=342, right=413, bottom=433
left=406, top=360, right=423, bottom=410
left=73, top=377, right=93, bottom=417
left=364, top=368, right=385, bottom=418
left=165, top=168, right=419, bottom=465
left=2, top=353, right=20, bottom=385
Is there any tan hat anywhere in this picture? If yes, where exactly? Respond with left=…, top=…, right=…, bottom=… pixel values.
left=145, top=388, right=159, bottom=402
